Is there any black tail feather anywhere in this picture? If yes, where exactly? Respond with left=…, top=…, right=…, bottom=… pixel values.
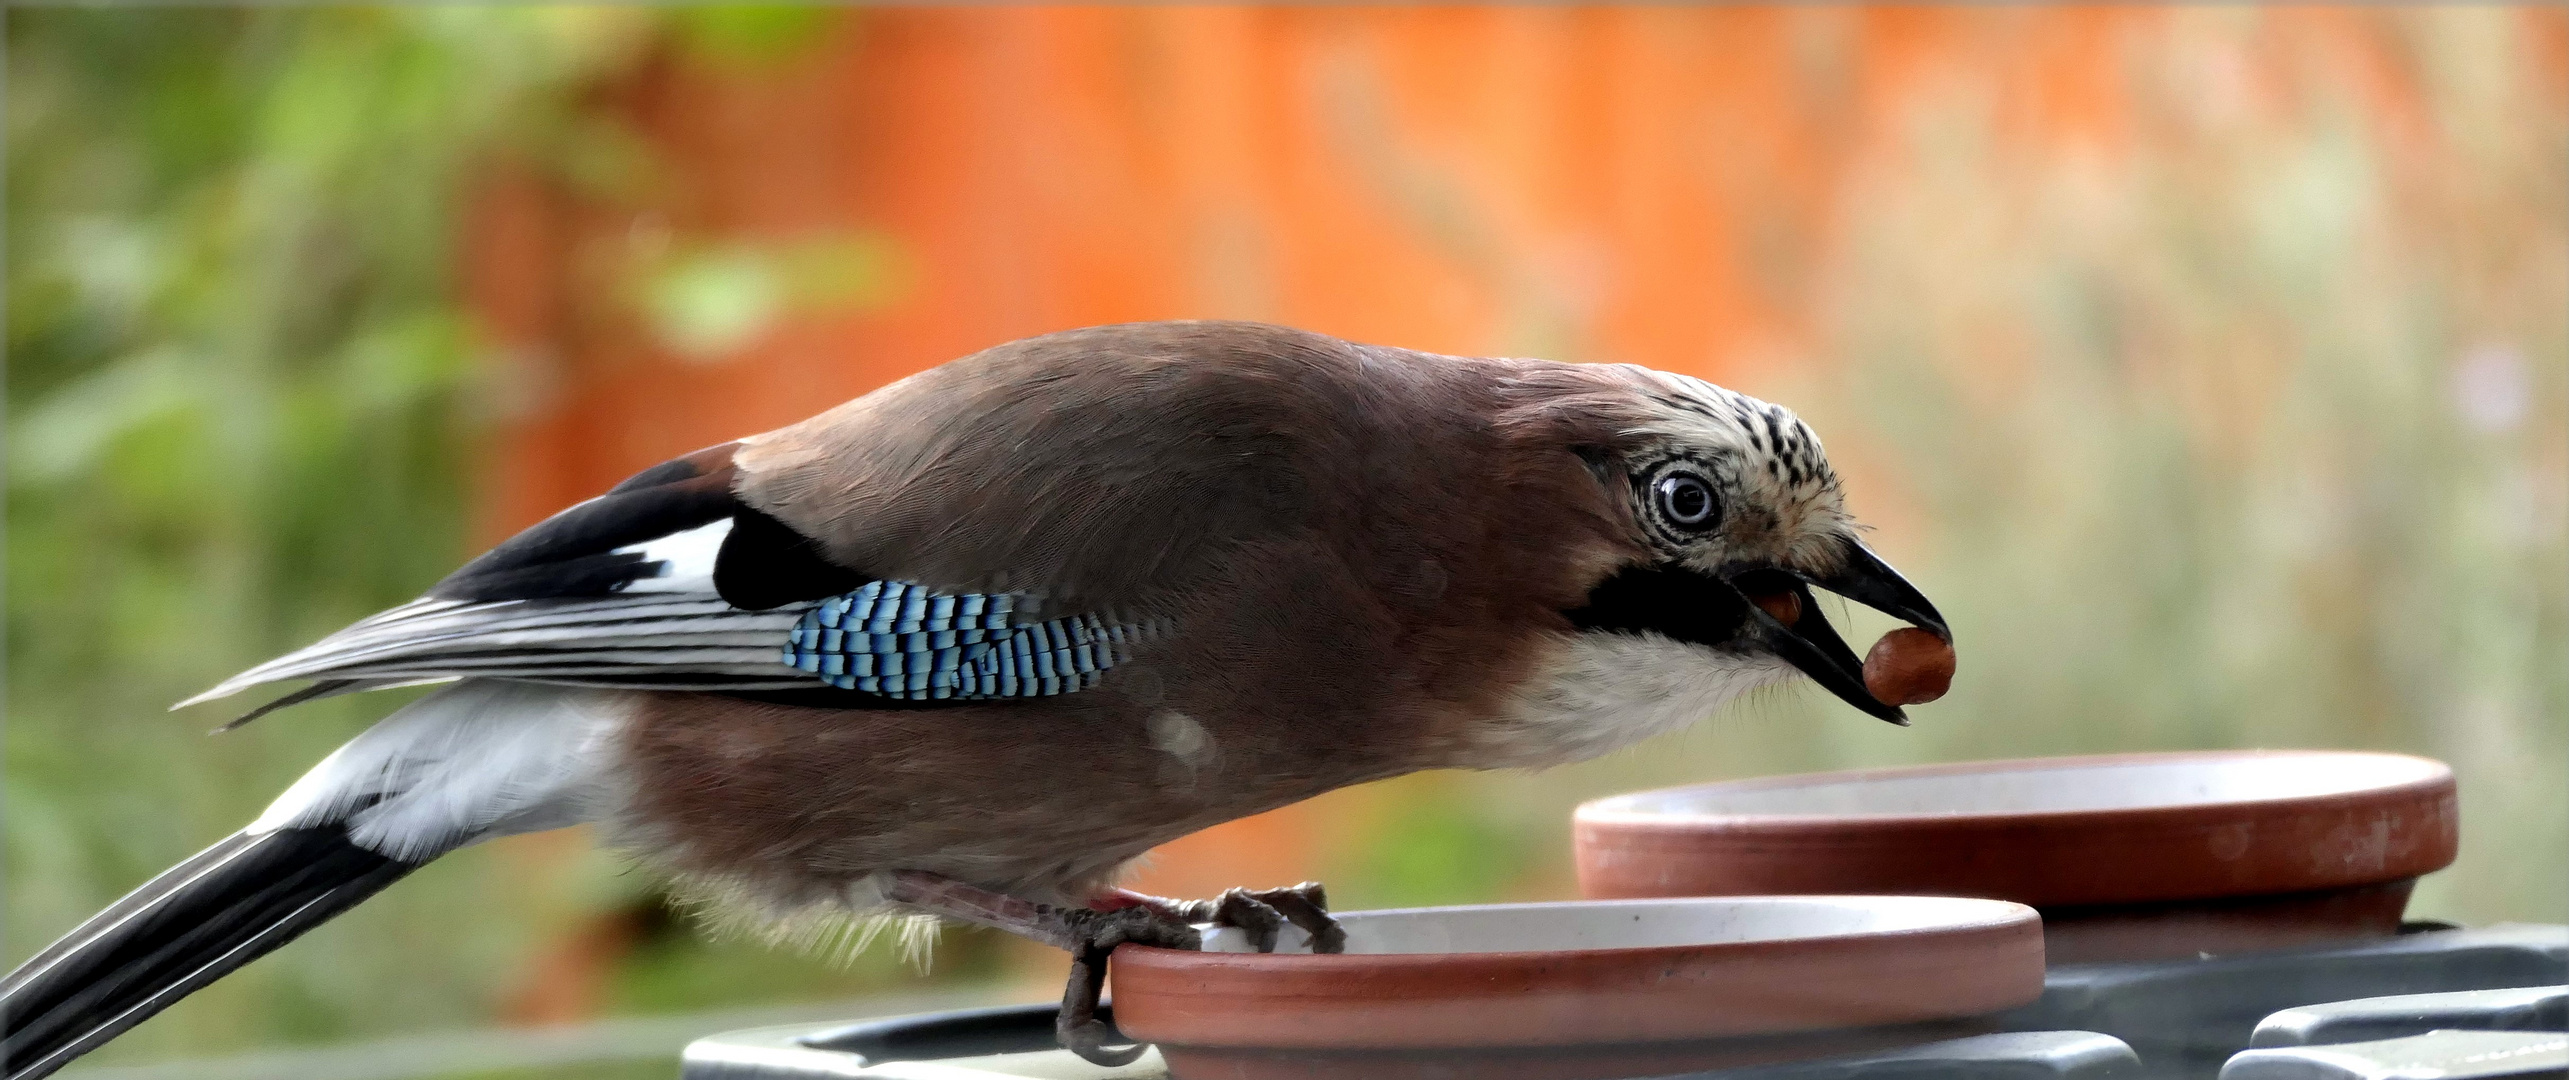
left=1, top=827, right=417, bottom=1080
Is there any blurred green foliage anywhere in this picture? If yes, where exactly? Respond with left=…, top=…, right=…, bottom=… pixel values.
left=8, top=2, right=593, bottom=1059
left=634, top=235, right=912, bottom=362
left=4, top=8, right=959, bottom=1072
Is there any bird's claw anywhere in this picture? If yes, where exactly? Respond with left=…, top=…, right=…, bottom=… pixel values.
left=1056, top=906, right=1198, bottom=1067
left=1186, top=882, right=1345, bottom=954
left=1052, top=882, right=1345, bottom=1065
left=1254, top=881, right=1347, bottom=955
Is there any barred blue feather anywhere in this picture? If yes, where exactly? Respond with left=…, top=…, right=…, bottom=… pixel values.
left=781, top=581, right=1152, bottom=700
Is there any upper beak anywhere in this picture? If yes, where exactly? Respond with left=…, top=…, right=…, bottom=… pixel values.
left=1799, top=539, right=1948, bottom=642
left=1730, top=539, right=1949, bottom=726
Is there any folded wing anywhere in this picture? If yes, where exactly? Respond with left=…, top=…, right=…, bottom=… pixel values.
left=183, top=441, right=1160, bottom=718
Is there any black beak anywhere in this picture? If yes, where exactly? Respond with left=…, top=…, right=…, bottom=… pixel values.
left=1730, top=539, right=1948, bottom=726
left=1730, top=577, right=1907, bottom=725
left=1796, top=539, right=1949, bottom=643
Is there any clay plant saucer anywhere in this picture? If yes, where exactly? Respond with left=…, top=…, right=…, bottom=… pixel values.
left=1109, top=895, right=2044, bottom=1080
left=1575, top=750, right=2458, bottom=963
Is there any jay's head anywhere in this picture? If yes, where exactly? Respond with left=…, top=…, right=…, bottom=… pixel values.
left=1490, top=359, right=1949, bottom=752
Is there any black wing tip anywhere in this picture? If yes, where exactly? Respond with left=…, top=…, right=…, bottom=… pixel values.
left=0, top=828, right=418, bottom=1079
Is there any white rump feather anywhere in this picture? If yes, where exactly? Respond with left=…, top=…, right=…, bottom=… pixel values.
left=250, top=680, right=632, bottom=861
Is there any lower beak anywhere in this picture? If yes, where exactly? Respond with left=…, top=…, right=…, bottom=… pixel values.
left=1732, top=540, right=1949, bottom=726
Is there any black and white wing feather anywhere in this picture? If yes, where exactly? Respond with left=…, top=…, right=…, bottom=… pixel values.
left=179, top=588, right=822, bottom=707
left=181, top=441, right=1162, bottom=717
left=181, top=443, right=835, bottom=712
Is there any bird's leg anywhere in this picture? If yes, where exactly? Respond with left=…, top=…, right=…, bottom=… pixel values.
left=880, top=869, right=1086, bottom=950
left=879, top=873, right=1347, bottom=1066
left=881, top=870, right=1196, bottom=1067
left=1097, top=881, right=1348, bottom=955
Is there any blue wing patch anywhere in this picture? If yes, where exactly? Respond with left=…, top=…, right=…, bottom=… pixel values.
left=781, top=581, right=1152, bottom=700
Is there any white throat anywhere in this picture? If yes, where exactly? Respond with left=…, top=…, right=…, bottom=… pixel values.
left=1475, top=631, right=1798, bottom=768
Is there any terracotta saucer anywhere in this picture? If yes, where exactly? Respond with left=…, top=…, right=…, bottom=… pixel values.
left=1109, top=895, right=2044, bottom=1080
left=1575, top=750, right=2458, bottom=963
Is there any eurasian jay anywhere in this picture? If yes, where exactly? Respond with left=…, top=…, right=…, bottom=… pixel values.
left=0, top=321, right=1949, bottom=1076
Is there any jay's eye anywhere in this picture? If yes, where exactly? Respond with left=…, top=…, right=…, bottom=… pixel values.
left=1654, top=473, right=1718, bottom=530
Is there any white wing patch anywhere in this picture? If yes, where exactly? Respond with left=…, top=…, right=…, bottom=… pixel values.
left=614, top=517, right=731, bottom=593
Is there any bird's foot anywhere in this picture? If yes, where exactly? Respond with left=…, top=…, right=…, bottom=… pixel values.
left=880, top=872, right=1345, bottom=1067
left=1052, top=882, right=1344, bottom=1065
left=880, top=871, right=1197, bottom=1066
left=1099, top=881, right=1348, bottom=955
left=1052, top=905, right=1200, bottom=1066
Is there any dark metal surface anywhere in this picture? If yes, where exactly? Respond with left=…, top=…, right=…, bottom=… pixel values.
left=2250, top=986, right=2568, bottom=1048
left=2000, top=925, right=2569, bottom=1077
left=801, top=1004, right=1105, bottom=1064
left=679, top=924, right=2569, bottom=1080
left=1657, top=1032, right=2143, bottom=1080
left=2219, top=1030, right=2568, bottom=1080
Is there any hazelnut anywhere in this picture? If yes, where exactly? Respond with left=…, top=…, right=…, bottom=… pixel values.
left=1864, top=627, right=1954, bottom=706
